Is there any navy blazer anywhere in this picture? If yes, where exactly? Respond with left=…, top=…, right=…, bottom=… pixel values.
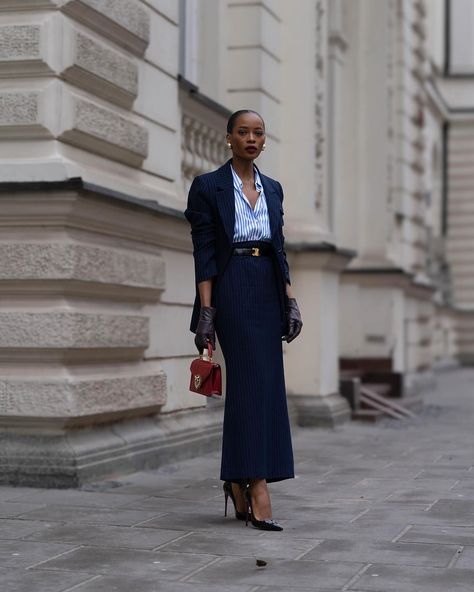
left=185, top=159, right=290, bottom=333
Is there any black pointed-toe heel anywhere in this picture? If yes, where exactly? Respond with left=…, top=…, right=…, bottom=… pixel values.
left=223, top=481, right=247, bottom=521
left=244, top=489, right=283, bottom=531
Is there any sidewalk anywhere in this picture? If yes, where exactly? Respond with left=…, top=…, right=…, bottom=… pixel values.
left=1, top=368, right=474, bottom=592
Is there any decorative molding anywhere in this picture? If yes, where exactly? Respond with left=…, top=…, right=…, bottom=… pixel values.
left=61, top=28, right=138, bottom=108
left=342, top=267, right=436, bottom=300
left=0, top=185, right=190, bottom=252
left=287, top=242, right=356, bottom=272
left=60, top=95, right=148, bottom=166
left=61, top=0, right=150, bottom=56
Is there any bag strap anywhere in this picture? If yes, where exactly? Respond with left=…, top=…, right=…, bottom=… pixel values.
left=206, top=342, right=213, bottom=360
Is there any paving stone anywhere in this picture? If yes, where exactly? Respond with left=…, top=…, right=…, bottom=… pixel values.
left=426, top=499, right=474, bottom=526
left=285, top=506, right=365, bottom=523
left=18, top=505, right=162, bottom=526
left=400, top=524, right=474, bottom=546
left=453, top=546, right=474, bottom=570
left=137, top=511, right=266, bottom=533
left=349, top=478, right=458, bottom=499
left=415, top=470, right=474, bottom=480
left=24, top=523, right=187, bottom=550
left=0, top=518, right=62, bottom=539
left=0, top=539, right=77, bottom=568
left=352, top=506, right=460, bottom=527
left=187, top=555, right=364, bottom=588
left=119, top=495, right=220, bottom=513
left=300, top=539, right=459, bottom=567
left=349, top=564, right=474, bottom=591
left=450, top=480, right=474, bottom=494
left=36, top=547, right=217, bottom=580
left=0, top=566, right=95, bottom=592
left=0, top=501, right=46, bottom=518
left=0, top=487, right=40, bottom=502
left=14, top=489, right=149, bottom=508
left=384, top=489, right=471, bottom=503
left=281, top=520, right=406, bottom=542
left=160, top=531, right=321, bottom=559
left=322, top=467, right=421, bottom=483
left=147, top=478, right=224, bottom=501
left=65, top=576, right=253, bottom=592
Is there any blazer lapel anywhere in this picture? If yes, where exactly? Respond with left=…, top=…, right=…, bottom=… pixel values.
left=258, top=170, right=280, bottom=239
left=215, top=160, right=235, bottom=244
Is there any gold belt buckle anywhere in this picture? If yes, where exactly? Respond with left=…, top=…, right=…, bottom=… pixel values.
left=251, top=247, right=260, bottom=257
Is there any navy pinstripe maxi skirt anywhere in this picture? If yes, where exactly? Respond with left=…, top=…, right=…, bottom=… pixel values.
left=215, top=241, right=294, bottom=483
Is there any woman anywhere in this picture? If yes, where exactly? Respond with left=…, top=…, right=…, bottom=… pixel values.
left=185, top=110, right=302, bottom=531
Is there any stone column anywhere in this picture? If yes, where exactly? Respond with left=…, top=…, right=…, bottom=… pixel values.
left=285, top=247, right=354, bottom=427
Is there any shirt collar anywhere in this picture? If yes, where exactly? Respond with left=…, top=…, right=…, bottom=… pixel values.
left=230, top=164, right=263, bottom=193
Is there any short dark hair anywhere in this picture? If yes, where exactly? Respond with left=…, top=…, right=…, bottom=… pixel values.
left=226, top=110, right=265, bottom=134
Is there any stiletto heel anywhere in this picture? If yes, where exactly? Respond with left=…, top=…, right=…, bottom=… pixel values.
left=223, top=481, right=247, bottom=521
left=244, top=489, right=283, bottom=531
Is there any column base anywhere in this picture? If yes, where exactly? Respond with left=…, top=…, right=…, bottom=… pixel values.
left=289, top=393, right=351, bottom=428
left=0, top=406, right=224, bottom=488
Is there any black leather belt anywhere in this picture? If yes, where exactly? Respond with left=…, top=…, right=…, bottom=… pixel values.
left=232, top=245, right=273, bottom=257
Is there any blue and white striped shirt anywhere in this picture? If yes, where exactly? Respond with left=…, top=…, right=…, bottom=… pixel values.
left=231, top=165, right=271, bottom=242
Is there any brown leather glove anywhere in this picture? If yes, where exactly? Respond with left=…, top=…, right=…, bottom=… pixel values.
left=285, top=298, right=302, bottom=343
left=195, top=306, right=216, bottom=353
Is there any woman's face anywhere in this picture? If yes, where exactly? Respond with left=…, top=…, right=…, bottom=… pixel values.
left=227, top=112, right=266, bottom=161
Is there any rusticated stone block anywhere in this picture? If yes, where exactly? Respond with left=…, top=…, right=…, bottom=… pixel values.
left=0, top=312, right=148, bottom=348
left=62, top=30, right=138, bottom=108
left=0, top=242, right=165, bottom=291
left=0, top=20, right=54, bottom=78
left=62, top=0, right=150, bottom=56
left=0, top=24, right=40, bottom=60
left=0, top=87, right=56, bottom=138
left=75, top=98, right=147, bottom=156
left=0, top=371, right=166, bottom=417
left=82, top=0, right=149, bottom=40
left=0, top=91, right=38, bottom=125
left=60, top=97, right=148, bottom=165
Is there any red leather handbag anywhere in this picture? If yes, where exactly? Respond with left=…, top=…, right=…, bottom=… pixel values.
left=189, top=342, right=222, bottom=397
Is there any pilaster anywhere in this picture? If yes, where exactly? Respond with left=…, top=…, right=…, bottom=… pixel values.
left=285, top=245, right=354, bottom=427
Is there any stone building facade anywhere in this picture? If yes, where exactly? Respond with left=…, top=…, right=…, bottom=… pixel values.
left=0, top=0, right=471, bottom=486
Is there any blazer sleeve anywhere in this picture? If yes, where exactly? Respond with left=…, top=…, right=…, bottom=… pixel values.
left=184, top=175, right=218, bottom=283
left=277, top=181, right=291, bottom=285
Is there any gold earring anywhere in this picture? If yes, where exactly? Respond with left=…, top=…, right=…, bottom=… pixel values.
left=227, top=143, right=232, bottom=149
